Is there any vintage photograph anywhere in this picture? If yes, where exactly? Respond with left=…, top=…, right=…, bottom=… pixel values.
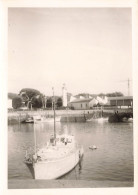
left=8, top=8, right=133, bottom=189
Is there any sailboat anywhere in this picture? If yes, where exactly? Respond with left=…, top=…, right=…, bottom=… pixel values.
left=35, top=116, right=61, bottom=123
left=25, top=88, right=84, bottom=179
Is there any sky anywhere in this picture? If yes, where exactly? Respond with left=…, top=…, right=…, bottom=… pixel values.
left=8, top=8, right=132, bottom=96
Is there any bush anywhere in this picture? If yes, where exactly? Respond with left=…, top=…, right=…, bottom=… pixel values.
left=12, top=97, right=22, bottom=109
left=56, top=98, right=63, bottom=107
left=46, top=98, right=52, bottom=108
left=31, top=96, right=43, bottom=108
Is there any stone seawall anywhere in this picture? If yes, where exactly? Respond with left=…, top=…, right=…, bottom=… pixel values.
left=8, top=109, right=113, bottom=124
left=8, top=108, right=132, bottom=124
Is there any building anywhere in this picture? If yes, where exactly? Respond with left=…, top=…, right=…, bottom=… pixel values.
left=68, top=93, right=109, bottom=110
left=68, top=98, right=98, bottom=110
left=108, top=96, right=133, bottom=108
left=68, top=93, right=133, bottom=110
left=96, top=96, right=108, bottom=105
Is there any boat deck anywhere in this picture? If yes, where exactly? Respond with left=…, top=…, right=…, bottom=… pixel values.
left=37, top=144, right=78, bottom=161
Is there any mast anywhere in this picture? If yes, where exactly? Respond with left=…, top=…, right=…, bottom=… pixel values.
left=34, top=118, right=37, bottom=155
left=52, top=87, right=56, bottom=144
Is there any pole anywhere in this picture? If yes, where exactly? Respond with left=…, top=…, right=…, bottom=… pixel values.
left=52, top=87, right=56, bottom=144
left=34, top=118, right=37, bottom=155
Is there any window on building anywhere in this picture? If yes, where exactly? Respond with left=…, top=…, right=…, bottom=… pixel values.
left=81, top=104, right=82, bottom=108
left=86, top=104, right=87, bottom=108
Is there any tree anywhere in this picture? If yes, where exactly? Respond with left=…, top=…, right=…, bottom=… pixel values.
left=106, top=92, right=124, bottom=97
left=46, top=98, right=52, bottom=108
left=19, top=88, right=41, bottom=108
left=31, top=95, right=43, bottom=108
left=98, top=93, right=106, bottom=97
left=12, top=96, right=22, bottom=109
left=41, top=94, right=47, bottom=109
left=56, top=98, right=62, bottom=107
left=20, top=88, right=40, bottom=99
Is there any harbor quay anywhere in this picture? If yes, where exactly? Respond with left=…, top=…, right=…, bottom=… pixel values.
left=8, top=108, right=132, bottom=124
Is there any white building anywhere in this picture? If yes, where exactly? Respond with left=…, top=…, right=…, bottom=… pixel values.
left=62, top=84, right=67, bottom=107
left=8, top=99, right=12, bottom=109
left=68, top=98, right=97, bottom=110
left=68, top=95, right=108, bottom=110
left=96, top=96, right=108, bottom=105
left=70, top=95, right=77, bottom=103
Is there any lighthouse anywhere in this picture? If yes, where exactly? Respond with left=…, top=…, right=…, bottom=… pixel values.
left=62, top=84, right=67, bottom=107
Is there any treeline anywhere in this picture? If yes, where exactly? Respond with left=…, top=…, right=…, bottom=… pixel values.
left=77, top=92, right=124, bottom=98
left=98, top=92, right=124, bottom=97
left=8, top=88, right=63, bottom=109
left=8, top=88, right=124, bottom=110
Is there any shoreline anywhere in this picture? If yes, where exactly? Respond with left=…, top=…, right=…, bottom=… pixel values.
left=8, top=109, right=108, bottom=124
left=8, top=108, right=132, bottom=124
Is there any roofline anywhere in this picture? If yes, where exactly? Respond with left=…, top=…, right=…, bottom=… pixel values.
left=69, top=98, right=93, bottom=103
left=108, top=96, right=133, bottom=100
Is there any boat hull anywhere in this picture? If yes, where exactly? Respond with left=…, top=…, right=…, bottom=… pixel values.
left=34, top=147, right=83, bottom=180
left=35, top=117, right=61, bottom=123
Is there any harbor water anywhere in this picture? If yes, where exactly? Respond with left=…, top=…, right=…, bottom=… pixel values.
left=8, top=119, right=133, bottom=186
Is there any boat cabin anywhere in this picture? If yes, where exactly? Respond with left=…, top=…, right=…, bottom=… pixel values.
left=49, top=134, right=74, bottom=146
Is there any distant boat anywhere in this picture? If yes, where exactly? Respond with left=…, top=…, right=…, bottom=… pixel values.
left=24, top=88, right=84, bottom=179
left=22, top=116, right=61, bottom=124
left=122, top=117, right=133, bottom=123
left=128, top=118, right=133, bottom=122
left=89, top=145, right=97, bottom=150
left=86, top=117, right=108, bottom=122
left=97, top=118, right=108, bottom=123
left=108, top=112, right=133, bottom=123
left=35, top=116, right=61, bottom=123
left=22, top=117, right=34, bottom=123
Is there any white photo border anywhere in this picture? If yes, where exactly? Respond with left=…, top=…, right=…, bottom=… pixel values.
left=0, top=0, right=137, bottom=195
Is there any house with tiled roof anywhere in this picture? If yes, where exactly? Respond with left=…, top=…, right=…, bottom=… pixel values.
left=68, top=98, right=98, bottom=110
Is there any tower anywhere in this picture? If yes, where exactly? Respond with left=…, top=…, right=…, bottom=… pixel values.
left=62, top=83, right=67, bottom=107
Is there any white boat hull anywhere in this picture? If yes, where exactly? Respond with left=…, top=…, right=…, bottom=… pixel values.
left=34, top=147, right=83, bottom=179
left=35, top=117, right=61, bottom=123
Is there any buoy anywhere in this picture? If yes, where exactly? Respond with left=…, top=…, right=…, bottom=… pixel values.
left=89, top=145, right=97, bottom=150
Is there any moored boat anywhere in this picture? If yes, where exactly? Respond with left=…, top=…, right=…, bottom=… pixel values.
left=22, top=115, right=41, bottom=123
left=108, top=112, right=133, bottom=123
left=35, top=116, right=61, bottom=123
left=25, top=134, right=83, bottom=179
left=22, top=117, right=34, bottom=123
left=24, top=88, right=84, bottom=179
